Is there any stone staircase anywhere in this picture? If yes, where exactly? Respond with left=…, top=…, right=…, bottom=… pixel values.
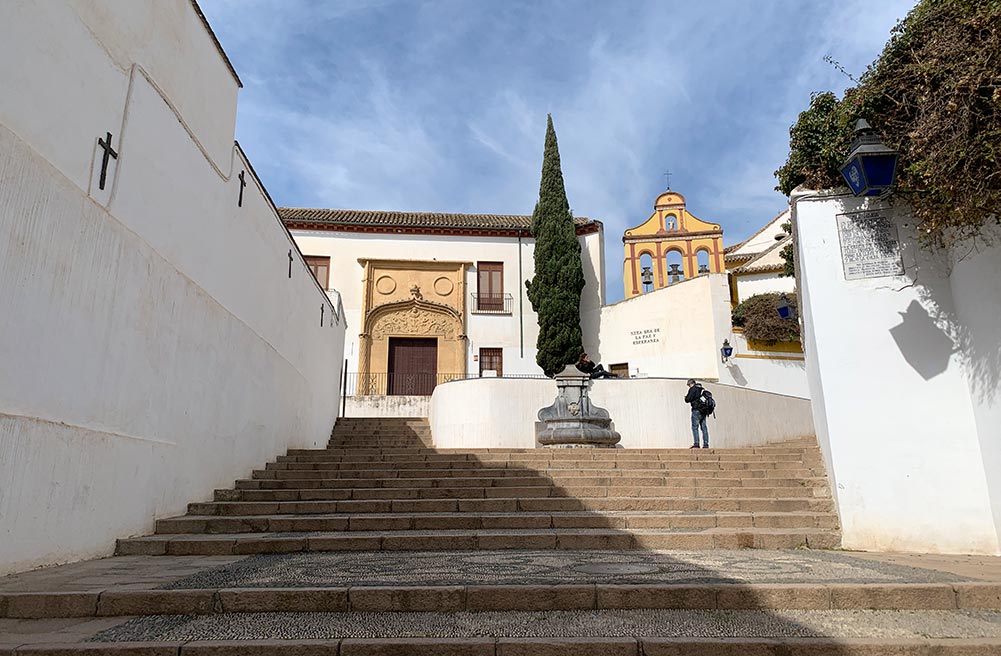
left=5, top=417, right=1001, bottom=654
left=116, top=417, right=841, bottom=555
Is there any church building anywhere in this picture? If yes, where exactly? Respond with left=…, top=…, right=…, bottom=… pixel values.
left=280, top=208, right=606, bottom=395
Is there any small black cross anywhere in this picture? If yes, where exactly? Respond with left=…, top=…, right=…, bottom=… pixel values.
left=288, top=250, right=293, bottom=278
left=663, top=170, right=672, bottom=190
left=97, top=132, right=118, bottom=191
left=237, top=170, right=247, bottom=207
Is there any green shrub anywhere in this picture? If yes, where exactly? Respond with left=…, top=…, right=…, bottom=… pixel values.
left=732, top=293, right=800, bottom=343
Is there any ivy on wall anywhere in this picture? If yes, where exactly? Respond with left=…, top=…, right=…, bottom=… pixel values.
left=732, top=293, right=800, bottom=343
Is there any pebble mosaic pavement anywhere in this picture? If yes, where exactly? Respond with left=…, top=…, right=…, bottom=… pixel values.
left=161, top=549, right=969, bottom=590
left=91, top=609, right=1001, bottom=642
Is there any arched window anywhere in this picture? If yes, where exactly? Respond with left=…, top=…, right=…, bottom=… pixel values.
left=665, top=214, right=677, bottom=231
left=696, top=249, right=710, bottom=275
left=665, top=250, right=685, bottom=284
left=638, top=252, right=654, bottom=292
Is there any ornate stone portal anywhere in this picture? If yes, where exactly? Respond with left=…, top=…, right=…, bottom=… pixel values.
left=536, top=365, right=621, bottom=447
left=358, top=259, right=470, bottom=394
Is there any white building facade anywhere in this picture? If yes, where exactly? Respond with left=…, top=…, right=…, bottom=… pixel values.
left=282, top=209, right=606, bottom=396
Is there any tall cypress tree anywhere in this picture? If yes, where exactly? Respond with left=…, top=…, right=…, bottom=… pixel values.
left=525, top=115, right=585, bottom=377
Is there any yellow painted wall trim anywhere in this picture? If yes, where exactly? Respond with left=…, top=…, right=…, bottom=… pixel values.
left=734, top=353, right=805, bottom=361
left=747, top=338, right=804, bottom=354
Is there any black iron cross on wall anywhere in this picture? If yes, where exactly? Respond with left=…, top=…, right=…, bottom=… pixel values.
left=98, top=132, right=118, bottom=191
left=237, top=170, right=246, bottom=207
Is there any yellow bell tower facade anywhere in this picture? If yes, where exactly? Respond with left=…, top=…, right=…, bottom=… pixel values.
left=622, top=190, right=724, bottom=299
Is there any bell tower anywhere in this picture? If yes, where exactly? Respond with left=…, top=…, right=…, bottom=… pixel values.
left=622, top=190, right=724, bottom=299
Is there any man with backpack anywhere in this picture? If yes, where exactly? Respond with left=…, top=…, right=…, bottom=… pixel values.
left=684, top=378, right=713, bottom=449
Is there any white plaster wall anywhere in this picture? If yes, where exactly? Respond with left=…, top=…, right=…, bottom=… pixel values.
left=291, top=228, right=604, bottom=377
left=594, top=275, right=725, bottom=379
left=0, top=1, right=345, bottom=575
left=430, top=378, right=814, bottom=449
left=793, top=190, right=998, bottom=555
left=736, top=271, right=796, bottom=303
left=948, top=227, right=1001, bottom=549
left=0, top=0, right=238, bottom=195
left=730, top=210, right=790, bottom=257
left=716, top=332, right=809, bottom=399
left=344, top=396, right=430, bottom=418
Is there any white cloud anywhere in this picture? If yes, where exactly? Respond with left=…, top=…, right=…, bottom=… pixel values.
left=199, top=0, right=916, bottom=300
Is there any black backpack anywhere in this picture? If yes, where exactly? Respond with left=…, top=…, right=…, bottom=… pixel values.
left=698, top=389, right=716, bottom=417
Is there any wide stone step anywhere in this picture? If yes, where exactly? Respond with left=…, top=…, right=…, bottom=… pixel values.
left=117, top=527, right=841, bottom=555
left=188, top=496, right=835, bottom=514
left=292, top=450, right=820, bottom=462
left=257, top=461, right=823, bottom=474
left=156, top=510, right=838, bottom=534
left=208, top=485, right=829, bottom=505
left=6, top=580, right=996, bottom=618
left=299, top=446, right=822, bottom=457
left=255, top=468, right=826, bottom=482
left=7, top=633, right=998, bottom=655
left=240, top=474, right=829, bottom=489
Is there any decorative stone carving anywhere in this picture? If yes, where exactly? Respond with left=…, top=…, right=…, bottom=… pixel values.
left=371, top=305, right=457, bottom=340
left=536, top=365, right=620, bottom=447
left=375, top=276, right=396, bottom=295
left=433, top=276, right=454, bottom=297
left=410, top=284, right=423, bottom=300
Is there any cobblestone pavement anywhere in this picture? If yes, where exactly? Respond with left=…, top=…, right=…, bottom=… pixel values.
left=161, top=550, right=970, bottom=589
left=89, top=609, right=1001, bottom=642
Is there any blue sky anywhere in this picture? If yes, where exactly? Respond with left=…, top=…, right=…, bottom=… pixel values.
left=201, top=0, right=914, bottom=302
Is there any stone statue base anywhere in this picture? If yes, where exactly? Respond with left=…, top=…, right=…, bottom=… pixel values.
left=536, top=365, right=621, bottom=448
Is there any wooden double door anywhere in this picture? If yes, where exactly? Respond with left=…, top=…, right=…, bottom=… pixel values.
left=387, top=337, right=438, bottom=395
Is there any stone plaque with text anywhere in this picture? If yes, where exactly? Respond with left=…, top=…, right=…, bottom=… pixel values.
left=836, top=210, right=904, bottom=280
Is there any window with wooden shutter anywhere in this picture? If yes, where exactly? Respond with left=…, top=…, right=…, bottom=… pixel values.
left=477, top=262, right=503, bottom=311
left=479, top=348, right=503, bottom=377
left=304, top=256, right=330, bottom=290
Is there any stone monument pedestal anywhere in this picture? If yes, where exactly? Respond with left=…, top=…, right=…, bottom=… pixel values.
left=536, top=365, right=621, bottom=448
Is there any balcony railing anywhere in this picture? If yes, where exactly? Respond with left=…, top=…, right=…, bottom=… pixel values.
left=471, top=293, right=513, bottom=314
left=346, top=371, right=547, bottom=396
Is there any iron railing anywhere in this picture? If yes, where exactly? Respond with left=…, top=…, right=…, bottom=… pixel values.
left=345, top=371, right=547, bottom=396
left=470, top=293, right=513, bottom=314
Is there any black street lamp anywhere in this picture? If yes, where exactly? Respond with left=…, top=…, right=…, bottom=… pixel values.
left=840, top=119, right=899, bottom=197
left=721, top=339, right=734, bottom=363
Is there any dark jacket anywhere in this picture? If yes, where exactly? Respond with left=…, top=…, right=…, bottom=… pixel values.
left=684, top=384, right=704, bottom=411
left=576, top=359, right=596, bottom=374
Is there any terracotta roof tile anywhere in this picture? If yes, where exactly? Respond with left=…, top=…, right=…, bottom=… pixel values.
left=279, top=208, right=595, bottom=231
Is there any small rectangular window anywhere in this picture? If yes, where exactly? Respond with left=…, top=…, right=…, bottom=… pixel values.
left=609, top=363, right=630, bottom=378
left=479, top=347, right=503, bottom=377
left=305, top=255, right=330, bottom=290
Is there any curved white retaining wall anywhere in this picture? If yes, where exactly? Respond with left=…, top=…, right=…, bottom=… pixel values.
left=429, top=378, right=814, bottom=449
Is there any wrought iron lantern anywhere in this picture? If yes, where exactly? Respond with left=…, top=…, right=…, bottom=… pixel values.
left=720, top=339, right=734, bottom=363
left=839, top=119, right=899, bottom=197
left=777, top=295, right=796, bottom=320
